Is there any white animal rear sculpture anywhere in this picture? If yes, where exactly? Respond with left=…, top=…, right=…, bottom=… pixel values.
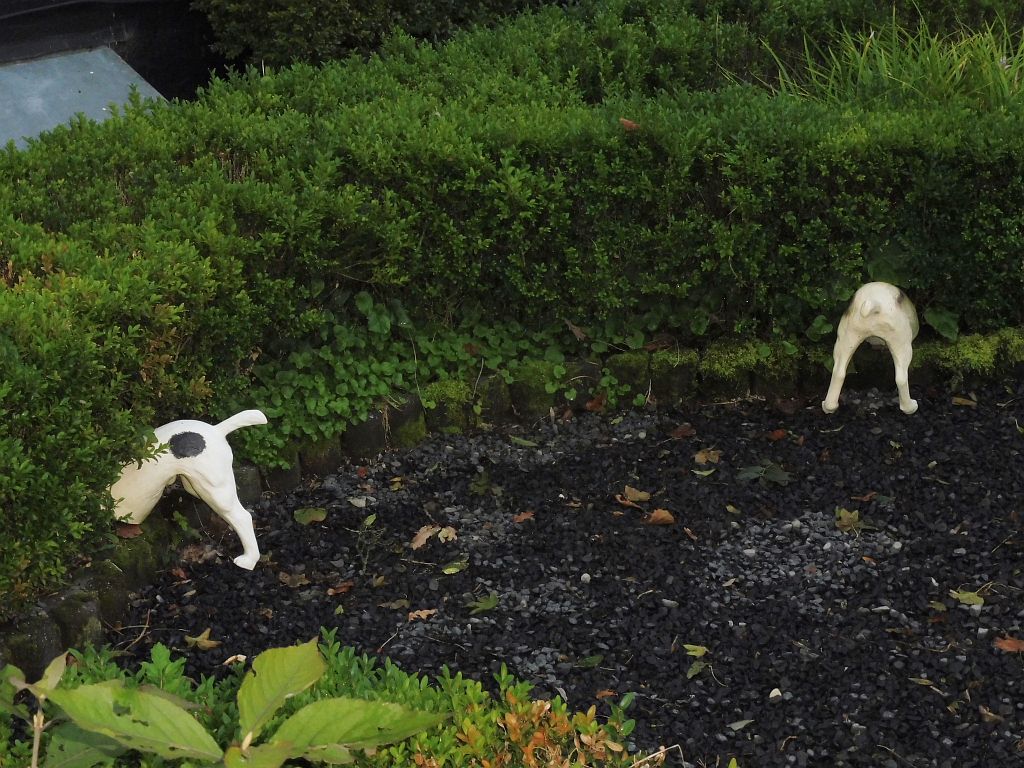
left=110, top=410, right=267, bottom=569
left=822, top=282, right=920, bottom=415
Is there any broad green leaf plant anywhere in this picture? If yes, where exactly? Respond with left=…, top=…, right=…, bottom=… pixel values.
left=1, top=639, right=444, bottom=768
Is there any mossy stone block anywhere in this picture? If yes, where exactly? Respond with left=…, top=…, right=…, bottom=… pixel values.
left=3, top=609, right=64, bottom=680
left=699, top=340, right=759, bottom=399
left=388, top=397, right=427, bottom=449
left=301, top=436, right=344, bottom=477
left=509, top=361, right=558, bottom=421
left=650, top=349, right=699, bottom=404
left=477, top=375, right=513, bottom=423
left=343, top=411, right=387, bottom=460
left=998, top=327, right=1024, bottom=367
left=78, top=560, right=131, bottom=625
left=751, top=343, right=802, bottom=397
left=604, top=351, right=650, bottom=397
left=422, top=379, right=475, bottom=433
left=109, top=534, right=159, bottom=592
left=263, top=452, right=302, bottom=494
left=46, top=588, right=104, bottom=649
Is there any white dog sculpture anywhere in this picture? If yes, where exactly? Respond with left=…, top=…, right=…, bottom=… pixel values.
left=110, top=410, right=267, bottom=569
left=822, top=282, right=920, bottom=415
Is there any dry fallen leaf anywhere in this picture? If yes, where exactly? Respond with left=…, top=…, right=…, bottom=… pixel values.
left=670, top=423, right=696, bottom=439
left=979, top=704, right=1003, bottom=723
left=595, top=689, right=617, bottom=700
left=326, top=580, right=354, bottom=596
left=585, top=392, right=607, bottom=412
left=513, top=510, right=535, bottom=523
left=683, top=527, right=698, bottom=541
left=438, top=526, right=457, bottom=542
left=693, top=448, right=722, bottom=465
left=222, top=654, right=247, bottom=666
left=619, top=117, right=641, bottom=131
left=994, top=635, right=1024, bottom=653
left=643, top=508, right=675, bottom=526
left=185, top=627, right=221, bottom=651
left=952, top=395, right=978, bottom=407
left=614, top=494, right=643, bottom=510
left=408, top=608, right=438, bottom=622
left=410, top=525, right=441, bottom=550
left=115, top=523, right=144, bottom=539
left=278, top=572, right=311, bottom=588
left=851, top=491, right=878, bottom=502
left=624, top=486, right=651, bottom=502
left=565, top=319, right=588, bottom=341
left=767, top=428, right=789, bottom=442
left=170, top=567, right=189, bottom=582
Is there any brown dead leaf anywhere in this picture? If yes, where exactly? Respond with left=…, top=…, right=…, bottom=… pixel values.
left=767, top=428, right=789, bottom=442
left=170, top=567, right=189, bottom=582
left=624, top=485, right=651, bottom=502
left=979, top=704, right=1004, bottom=723
left=565, top=319, right=588, bottom=341
left=619, top=117, right=640, bottom=131
left=438, top=526, right=457, bottom=542
left=683, top=527, right=698, bottom=541
left=180, top=543, right=219, bottom=564
left=670, top=422, right=696, bottom=439
left=862, top=556, right=876, bottom=566
left=410, top=525, right=441, bottom=550
left=585, top=391, right=607, bottom=412
left=615, top=494, right=643, bottom=510
left=643, top=509, right=675, bottom=526
left=259, top=607, right=273, bottom=620
left=693, top=448, right=722, bottom=465
left=115, top=523, right=144, bottom=539
left=327, top=580, right=354, bottom=596
left=595, top=689, right=617, bottom=700
left=952, top=395, right=978, bottom=407
left=408, top=609, right=438, bottom=622
left=994, top=635, right=1024, bottom=653
left=818, top=448, right=832, bottom=463
left=278, top=572, right=311, bottom=588
left=851, top=491, right=878, bottom=502
left=222, top=654, right=247, bottom=666
left=513, top=510, right=535, bottom=523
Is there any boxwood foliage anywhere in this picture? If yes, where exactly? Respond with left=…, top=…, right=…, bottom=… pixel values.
left=1, top=3, right=1023, bottom=613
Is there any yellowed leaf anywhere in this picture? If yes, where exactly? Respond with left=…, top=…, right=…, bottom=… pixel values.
left=438, top=526, right=457, bottom=542
left=693, top=448, right=722, bottom=465
left=185, top=627, right=221, bottom=651
left=624, top=486, right=651, bottom=502
left=408, top=608, right=438, bottom=622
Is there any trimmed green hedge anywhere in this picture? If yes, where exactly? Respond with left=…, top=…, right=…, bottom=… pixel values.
left=1, top=4, right=1023, bottom=614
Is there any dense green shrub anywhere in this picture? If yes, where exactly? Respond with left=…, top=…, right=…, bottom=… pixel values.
left=191, top=0, right=565, bottom=65
left=2, top=4, right=1024, bottom=615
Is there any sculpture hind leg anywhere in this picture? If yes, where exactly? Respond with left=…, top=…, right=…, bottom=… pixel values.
left=185, top=469, right=261, bottom=570
left=822, top=328, right=862, bottom=413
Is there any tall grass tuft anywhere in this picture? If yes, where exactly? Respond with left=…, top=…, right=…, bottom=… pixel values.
left=768, top=15, right=1024, bottom=110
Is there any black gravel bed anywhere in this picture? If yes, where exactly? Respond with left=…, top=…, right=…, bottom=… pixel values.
left=110, top=385, right=1024, bottom=767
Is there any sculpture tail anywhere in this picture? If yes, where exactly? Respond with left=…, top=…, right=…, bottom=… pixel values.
left=859, top=299, right=877, bottom=318
left=215, top=410, right=268, bottom=436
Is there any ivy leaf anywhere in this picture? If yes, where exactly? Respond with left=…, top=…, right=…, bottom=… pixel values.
left=683, top=644, right=709, bottom=658
left=442, top=559, right=468, bottom=575
left=686, top=660, right=707, bottom=679
left=924, top=307, right=959, bottom=341
left=293, top=507, right=327, bottom=525
left=575, top=654, right=603, bottom=669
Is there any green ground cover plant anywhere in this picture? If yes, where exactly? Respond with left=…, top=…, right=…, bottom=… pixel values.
left=1, top=1, right=1022, bottom=616
left=0, top=632, right=641, bottom=768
